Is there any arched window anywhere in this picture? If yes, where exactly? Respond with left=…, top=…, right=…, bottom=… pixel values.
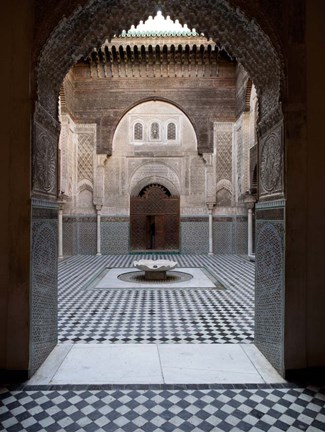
left=167, top=122, right=176, bottom=140
left=151, top=122, right=160, bottom=140
left=134, top=122, right=143, bottom=141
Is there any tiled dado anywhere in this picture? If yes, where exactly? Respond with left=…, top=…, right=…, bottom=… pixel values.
left=62, top=215, right=248, bottom=255
left=31, top=199, right=58, bottom=376
left=255, top=199, right=285, bottom=375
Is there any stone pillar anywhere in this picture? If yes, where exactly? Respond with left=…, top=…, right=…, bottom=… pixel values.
left=96, top=205, right=102, bottom=256
left=203, top=153, right=216, bottom=256
left=248, top=208, right=253, bottom=256
left=94, top=155, right=107, bottom=257
left=57, top=200, right=65, bottom=259
left=244, top=193, right=256, bottom=260
left=207, top=203, right=215, bottom=255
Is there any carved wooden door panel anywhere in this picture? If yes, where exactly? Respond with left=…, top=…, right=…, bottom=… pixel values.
left=154, top=215, right=165, bottom=250
left=130, top=184, right=179, bottom=251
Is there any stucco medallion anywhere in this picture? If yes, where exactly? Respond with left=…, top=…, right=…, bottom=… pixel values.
left=260, top=131, right=282, bottom=193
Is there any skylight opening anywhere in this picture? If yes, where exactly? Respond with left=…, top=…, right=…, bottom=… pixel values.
left=120, top=11, right=202, bottom=38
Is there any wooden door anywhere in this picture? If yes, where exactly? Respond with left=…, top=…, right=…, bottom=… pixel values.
left=130, top=184, right=180, bottom=252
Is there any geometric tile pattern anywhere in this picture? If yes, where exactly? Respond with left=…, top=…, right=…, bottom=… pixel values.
left=234, top=219, right=248, bottom=255
left=63, top=220, right=247, bottom=255
left=77, top=221, right=97, bottom=255
left=58, top=254, right=254, bottom=344
left=181, top=223, right=209, bottom=254
left=101, top=222, right=129, bottom=255
left=256, top=217, right=285, bottom=375
left=1, top=385, right=324, bottom=432
left=213, top=221, right=233, bottom=254
left=31, top=205, right=58, bottom=376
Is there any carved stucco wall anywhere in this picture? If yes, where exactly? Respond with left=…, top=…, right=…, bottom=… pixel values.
left=60, top=101, right=249, bottom=255
left=65, top=55, right=236, bottom=155
left=32, top=0, right=285, bottom=375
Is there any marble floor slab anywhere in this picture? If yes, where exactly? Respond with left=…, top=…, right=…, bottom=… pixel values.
left=28, top=344, right=286, bottom=385
left=52, top=345, right=163, bottom=384
left=159, top=344, right=265, bottom=384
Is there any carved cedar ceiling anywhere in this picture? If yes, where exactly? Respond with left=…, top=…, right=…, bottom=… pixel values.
left=36, top=0, right=284, bottom=139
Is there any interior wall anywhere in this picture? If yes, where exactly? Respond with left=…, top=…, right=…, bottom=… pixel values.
left=306, top=0, right=325, bottom=368
left=0, top=0, right=33, bottom=377
left=66, top=59, right=236, bottom=155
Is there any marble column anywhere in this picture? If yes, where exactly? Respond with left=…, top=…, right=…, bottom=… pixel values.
left=96, top=205, right=102, bottom=256
left=244, top=194, right=256, bottom=260
left=207, top=203, right=215, bottom=255
left=248, top=207, right=253, bottom=256
left=57, top=200, right=65, bottom=259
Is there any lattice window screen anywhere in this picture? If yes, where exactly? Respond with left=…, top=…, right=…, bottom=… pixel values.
left=134, top=123, right=143, bottom=140
left=167, top=122, right=176, bottom=140
left=151, top=122, right=160, bottom=140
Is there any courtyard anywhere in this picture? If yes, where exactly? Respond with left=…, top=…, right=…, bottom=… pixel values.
left=1, top=254, right=325, bottom=431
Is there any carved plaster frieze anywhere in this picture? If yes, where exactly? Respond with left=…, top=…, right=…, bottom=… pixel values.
left=129, top=161, right=181, bottom=196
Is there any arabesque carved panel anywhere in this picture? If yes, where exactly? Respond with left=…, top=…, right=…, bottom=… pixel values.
left=259, top=121, right=283, bottom=197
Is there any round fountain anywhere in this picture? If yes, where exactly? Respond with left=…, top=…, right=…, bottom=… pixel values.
left=133, top=259, right=177, bottom=280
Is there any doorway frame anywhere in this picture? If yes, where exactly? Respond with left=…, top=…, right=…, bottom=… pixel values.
left=29, top=0, right=287, bottom=377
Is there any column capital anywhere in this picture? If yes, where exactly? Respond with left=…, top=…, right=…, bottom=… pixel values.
left=57, top=199, right=66, bottom=211
left=206, top=202, right=215, bottom=211
left=202, top=152, right=214, bottom=166
left=97, top=154, right=108, bottom=166
left=243, top=193, right=256, bottom=209
left=95, top=204, right=103, bottom=213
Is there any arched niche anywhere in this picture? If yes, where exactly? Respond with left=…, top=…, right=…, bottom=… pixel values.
left=112, top=100, right=197, bottom=156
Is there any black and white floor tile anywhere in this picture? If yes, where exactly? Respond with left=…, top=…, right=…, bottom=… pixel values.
left=2, top=255, right=325, bottom=431
left=58, top=254, right=255, bottom=345
left=1, top=385, right=325, bottom=432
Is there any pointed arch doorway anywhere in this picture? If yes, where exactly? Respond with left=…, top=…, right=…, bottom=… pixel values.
left=130, top=184, right=180, bottom=252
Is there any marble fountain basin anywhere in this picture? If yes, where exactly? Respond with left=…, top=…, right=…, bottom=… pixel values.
left=133, top=259, right=177, bottom=280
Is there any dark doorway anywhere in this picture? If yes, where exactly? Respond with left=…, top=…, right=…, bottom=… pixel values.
left=130, top=184, right=180, bottom=252
left=146, top=215, right=165, bottom=250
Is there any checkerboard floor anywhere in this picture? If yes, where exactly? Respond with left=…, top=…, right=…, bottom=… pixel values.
left=58, top=254, right=255, bottom=344
left=1, top=385, right=325, bottom=432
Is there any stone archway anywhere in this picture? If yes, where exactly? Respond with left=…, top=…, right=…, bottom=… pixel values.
left=31, top=0, right=285, bottom=376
